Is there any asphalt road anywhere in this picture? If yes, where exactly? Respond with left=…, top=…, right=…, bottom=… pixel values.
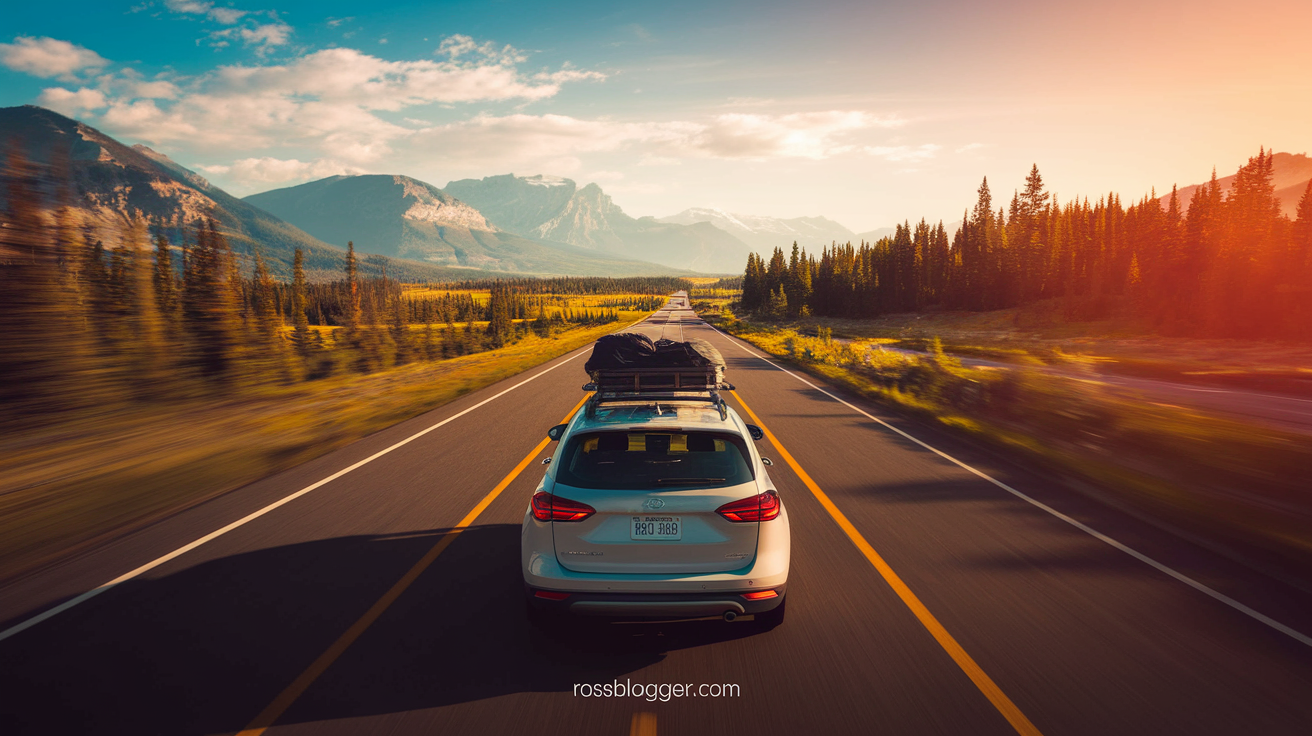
left=2, top=294, right=1312, bottom=736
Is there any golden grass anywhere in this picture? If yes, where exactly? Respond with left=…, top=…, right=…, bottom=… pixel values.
left=0, top=311, right=652, bottom=584
left=778, top=302, right=1312, bottom=378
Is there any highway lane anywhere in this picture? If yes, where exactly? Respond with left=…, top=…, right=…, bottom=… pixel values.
left=2, top=296, right=1311, bottom=735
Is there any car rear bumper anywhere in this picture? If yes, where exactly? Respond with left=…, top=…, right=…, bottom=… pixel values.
left=525, top=585, right=787, bottom=618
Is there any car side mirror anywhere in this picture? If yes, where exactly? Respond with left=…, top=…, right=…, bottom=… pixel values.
left=745, top=424, right=764, bottom=441
left=541, top=457, right=552, bottom=465
left=761, top=457, right=773, bottom=466
left=547, top=423, right=568, bottom=441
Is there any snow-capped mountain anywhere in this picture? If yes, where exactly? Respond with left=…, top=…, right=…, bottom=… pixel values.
left=445, top=175, right=754, bottom=274
left=658, top=208, right=858, bottom=252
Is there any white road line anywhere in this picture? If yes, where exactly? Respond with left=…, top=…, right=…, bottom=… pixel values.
left=0, top=347, right=594, bottom=644
left=707, top=324, right=1312, bottom=648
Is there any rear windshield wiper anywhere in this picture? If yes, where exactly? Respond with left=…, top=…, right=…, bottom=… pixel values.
left=655, top=477, right=726, bottom=485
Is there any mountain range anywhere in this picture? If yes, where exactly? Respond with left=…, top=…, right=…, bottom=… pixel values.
left=443, top=175, right=755, bottom=274
left=243, top=175, right=681, bottom=276
left=657, top=208, right=858, bottom=253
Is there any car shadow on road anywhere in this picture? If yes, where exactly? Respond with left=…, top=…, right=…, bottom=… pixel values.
left=0, top=523, right=760, bottom=735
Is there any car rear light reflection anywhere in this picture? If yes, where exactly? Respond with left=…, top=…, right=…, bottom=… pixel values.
left=742, top=590, right=778, bottom=600
left=533, top=589, right=570, bottom=601
left=716, top=490, right=781, bottom=522
left=531, top=491, right=596, bottom=522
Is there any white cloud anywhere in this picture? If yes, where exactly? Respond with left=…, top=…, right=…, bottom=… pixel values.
left=73, top=41, right=605, bottom=169
left=0, top=37, right=107, bottom=81
left=209, top=7, right=247, bottom=24
left=864, top=143, right=941, bottom=162
left=692, top=111, right=887, bottom=160
left=211, top=46, right=577, bottom=110
left=166, top=0, right=214, bottom=13
left=437, top=34, right=526, bottom=66
left=165, top=0, right=248, bottom=24
left=210, top=22, right=292, bottom=53
left=955, top=142, right=985, bottom=153
left=534, top=68, right=607, bottom=85
left=409, top=114, right=694, bottom=167
left=132, top=80, right=180, bottom=99
left=37, top=87, right=108, bottom=115
left=196, top=156, right=362, bottom=185
left=403, top=110, right=898, bottom=172
left=101, top=99, right=200, bottom=141
left=163, top=1, right=288, bottom=52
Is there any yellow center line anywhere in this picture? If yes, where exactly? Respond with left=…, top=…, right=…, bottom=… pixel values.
left=629, top=711, right=657, bottom=736
left=237, top=393, right=592, bottom=736
left=729, top=390, right=1043, bottom=736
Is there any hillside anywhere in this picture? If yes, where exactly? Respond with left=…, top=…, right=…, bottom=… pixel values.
left=243, top=175, right=684, bottom=277
left=445, top=174, right=753, bottom=273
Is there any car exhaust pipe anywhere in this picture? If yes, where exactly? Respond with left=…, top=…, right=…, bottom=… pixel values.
left=723, top=611, right=738, bottom=622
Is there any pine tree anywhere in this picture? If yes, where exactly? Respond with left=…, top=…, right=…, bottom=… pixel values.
left=121, top=218, right=169, bottom=394
left=389, top=292, right=412, bottom=364
left=1290, top=179, right=1312, bottom=337
left=345, top=241, right=362, bottom=330
left=766, top=247, right=787, bottom=298
left=533, top=300, right=551, bottom=337
left=251, top=248, right=291, bottom=381
left=767, top=285, right=788, bottom=319
left=291, top=248, right=310, bottom=358
left=182, top=219, right=243, bottom=379
left=443, top=316, right=456, bottom=358
left=485, top=282, right=514, bottom=347
left=153, top=230, right=178, bottom=326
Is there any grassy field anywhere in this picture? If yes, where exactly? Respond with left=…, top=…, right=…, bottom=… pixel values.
left=0, top=311, right=653, bottom=585
left=401, top=287, right=663, bottom=317
left=697, top=300, right=1312, bottom=583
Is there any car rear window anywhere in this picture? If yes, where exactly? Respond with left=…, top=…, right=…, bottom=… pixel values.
left=554, top=431, right=755, bottom=490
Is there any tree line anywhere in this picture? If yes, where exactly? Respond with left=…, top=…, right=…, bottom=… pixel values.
left=741, top=149, right=1312, bottom=339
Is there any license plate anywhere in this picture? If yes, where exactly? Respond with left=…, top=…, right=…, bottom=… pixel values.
left=631, top=516, right=681, bottom=540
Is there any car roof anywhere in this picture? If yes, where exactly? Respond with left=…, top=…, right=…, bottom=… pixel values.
left=571, top=402, right=744, bottom=435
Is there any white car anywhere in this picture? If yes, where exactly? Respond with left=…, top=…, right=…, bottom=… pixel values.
left=521, top=367, right=790, bottom=628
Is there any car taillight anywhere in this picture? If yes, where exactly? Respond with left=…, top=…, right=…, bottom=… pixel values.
left=742, top=590, right=778, bottom=600
left=531, top=491, right=595, bottom=522
left=716, top=490, right=780, bottom=522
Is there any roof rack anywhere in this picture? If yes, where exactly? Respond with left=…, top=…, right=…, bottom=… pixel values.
left=583, top=367, right=735, bottom=420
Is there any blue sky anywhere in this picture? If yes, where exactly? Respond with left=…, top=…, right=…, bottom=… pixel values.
left=3, top=0, right=1310, bottom=232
